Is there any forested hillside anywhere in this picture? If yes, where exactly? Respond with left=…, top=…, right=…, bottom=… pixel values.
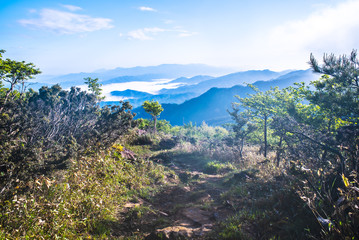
left=1, top=49, right=358, bottom=240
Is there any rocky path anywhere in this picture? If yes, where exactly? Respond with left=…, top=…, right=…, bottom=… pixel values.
left=118, top=153, right=236, bottom=239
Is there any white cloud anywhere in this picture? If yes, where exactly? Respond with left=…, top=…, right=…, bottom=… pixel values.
left=127, top=27, right=166, bottom=40
left=164, top=19, right=174, bottom=24
left=177, top=30, right=198, bottom=37
left=61, top=4, right=82, bottom=12
left=178, top=32, right=196, bottom=37
left=138, top=6, right=157, bottom=12
left=127, top=27, right=197, bottom=40
left=266, top=0, right=359, bottom=55
left=19, top=9, right=113, bottom=34
left=79, top=79, right=180, bottom=100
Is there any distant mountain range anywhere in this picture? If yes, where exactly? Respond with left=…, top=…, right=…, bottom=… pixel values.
left=28, top=63, right=320, bottom=126
left=134, top=69, right=320, bottom=125
left=158, top=69, right=284, bottom=96
left=107, top=69, right=288, bottom=107
left=110, top=90, right=194, bottom=106
left=32, top=64, right=234, bottom=89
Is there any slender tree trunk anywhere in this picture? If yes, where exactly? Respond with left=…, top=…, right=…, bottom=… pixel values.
left=264, top=115, right=267, bottom=158
left=320, top=119, right=330, bottom=163
left=239, top=137, right=244, bottom=159
left=276, top=135, right=283, bottom=166
left=0, top=85, right=14, bottom=113
left=153, top=116, right=157, bottom=133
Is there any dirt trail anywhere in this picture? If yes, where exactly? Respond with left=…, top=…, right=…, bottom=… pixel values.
left=118, top=153, right=236, bottom=239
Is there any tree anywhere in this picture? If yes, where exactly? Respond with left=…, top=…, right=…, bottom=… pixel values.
left=234, top=85, right=278, bottom=157
left=281, top=51, right=359, bottom=239
left=84, top=77, right=104, bottom=101
left=228, top=105, right=257, bottom=158
left=309, top=51, right=359, bottom=124
left=0, top=50, right=4, bottom=89
left=142, top=100, right=163, bottom=133
left=233, top=85, right=302, bottom=162
left=0, top=54, right=41, bottom=112
left=308, top=50, right=359, bottom=172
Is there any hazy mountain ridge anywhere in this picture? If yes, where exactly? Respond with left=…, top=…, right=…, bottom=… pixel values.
left=29, top=64, right=320, bottom=126
left=159, top=70, right=284, bottom=95
left=100, top=75, right=162, bottom=85
left=169, top=75, right=215, bottom=84
left=134, top=69, right=319, bottom=125
left=111, top=89, right=152, bottom=98
left=112, top=70, right=287, bottom=108
left=105, top=69, right=287, bottom=107
left=33, top=64, right=233, bottom=86
left=110, top=90, right=194, bottom=106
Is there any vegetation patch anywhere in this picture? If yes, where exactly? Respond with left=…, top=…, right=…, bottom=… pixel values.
left=204, top=161, right=236, bottom=174
left=1, top=49, right=358, bottom=239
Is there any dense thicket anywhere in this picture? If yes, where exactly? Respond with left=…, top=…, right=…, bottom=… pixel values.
left=231, top=50, right=359, bottom=239
left=0, top=50, right=134, bottom=200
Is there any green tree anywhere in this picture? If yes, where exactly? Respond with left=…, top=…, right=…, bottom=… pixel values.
left=228, top=106, right=257, bottom=158
left=0, top=54, right=41, bottom=112
left=286, top=50, right=359, bottom=239
left=0, top=49, right=5, bottom=89
left=84, top=77, right=104, bottom=101
left=309, top=50, right=359, bottom=124
left=234, top=85, right=278, bottom=157
left=307, top=50, right=359, bottom=172
left=233, top=85, right=302, bottom=162
left=142, top=100, right=163, bottom=133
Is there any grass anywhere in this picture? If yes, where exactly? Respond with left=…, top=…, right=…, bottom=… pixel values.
left=204, top=161, right=236, bottom=174
left=0, top=144, right=173, bottom=239
left=211, top=145, right=320, bottom=239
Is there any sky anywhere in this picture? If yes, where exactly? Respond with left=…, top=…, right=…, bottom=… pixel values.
left=1, top=0, right=359, bottom=75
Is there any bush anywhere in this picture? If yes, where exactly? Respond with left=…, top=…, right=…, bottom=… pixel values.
left=0, top=147, right=171, bottom=239
left=0, top=82, right=134, bottom=200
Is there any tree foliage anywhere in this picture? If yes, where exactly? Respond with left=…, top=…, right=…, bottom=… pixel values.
left=0, top=51, right=41, bottom=112
left=84, top=77, right=104, bottom=101
left=142, top=100, right=163, bottom=133
left=232, top=85, right=301, bottom=160
left=231, top=50, right=359, bottom=239
left=228, top=106, right=256, bottom=158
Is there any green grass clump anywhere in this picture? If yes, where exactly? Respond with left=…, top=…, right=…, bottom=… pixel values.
left=217, top=212, right=257, bottom=240
left=204, top=161, right=235, bottom=174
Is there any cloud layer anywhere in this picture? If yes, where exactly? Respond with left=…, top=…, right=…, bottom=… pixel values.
left=138, top=6, right=157, bottom=12
left=267, top=0, right=359, bottom=54
left=61, top=4, right=82, bottom=12
left=127, top=27, right=197, bottom=40
left=19, top=8, right=113, bottom=34
left=127, top=27, right=166, bottom=40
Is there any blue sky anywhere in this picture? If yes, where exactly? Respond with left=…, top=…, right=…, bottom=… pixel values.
left=1, top=0, right=358, bottom=75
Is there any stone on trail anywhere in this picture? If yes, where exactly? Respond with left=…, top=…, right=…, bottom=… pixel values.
left=182, top=207, right=212, bottom=225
